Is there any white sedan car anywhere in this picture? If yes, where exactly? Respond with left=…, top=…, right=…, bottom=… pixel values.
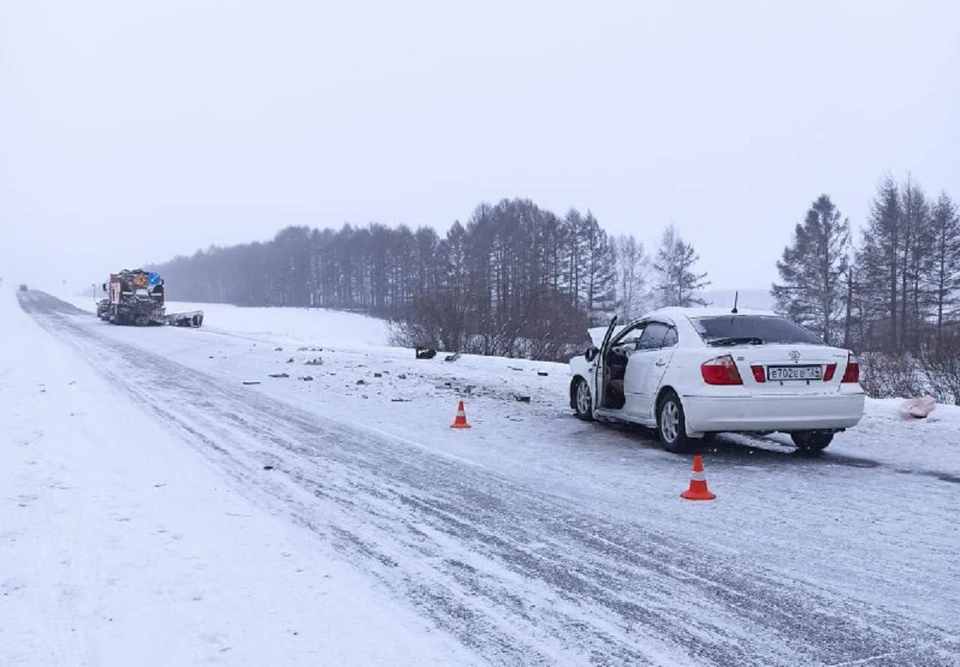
left=568, top=306, right=865, bottom=453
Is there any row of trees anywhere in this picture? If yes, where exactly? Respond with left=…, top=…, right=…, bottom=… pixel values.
left=150, top=175, right=960, bottom=399
left=772, top=175, right=960, bottom=352
left=771, top=175, right=960, bottom=401
left=150, top=199, right=711, bottom=359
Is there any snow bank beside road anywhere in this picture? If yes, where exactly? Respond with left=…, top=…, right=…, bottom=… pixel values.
left=64, top=296, right=392, bottom=350
left=0, top=286, right=474, bottom=667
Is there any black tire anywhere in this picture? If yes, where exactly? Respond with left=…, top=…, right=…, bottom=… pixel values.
left=790, top=431, right=834, bottom=452
left=572, top=377, right=595, bottom=421
left=656, top=390, right=693, bottom=453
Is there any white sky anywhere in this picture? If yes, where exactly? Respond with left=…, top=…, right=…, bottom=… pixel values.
left=2, top=0, right=958, bottom=295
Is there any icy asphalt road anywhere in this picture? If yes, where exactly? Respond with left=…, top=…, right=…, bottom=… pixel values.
left=18, top=292, right=960, bottom=666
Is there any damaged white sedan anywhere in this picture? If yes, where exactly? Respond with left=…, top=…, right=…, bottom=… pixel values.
left=568, top=307, right=865, bottom=453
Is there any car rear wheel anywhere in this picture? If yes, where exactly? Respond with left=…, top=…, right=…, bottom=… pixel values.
left=573, top=377, right=595, bottom=421
left=657, top=390, right=693, bottom=453
left=790, top=431, right=834, bottom=452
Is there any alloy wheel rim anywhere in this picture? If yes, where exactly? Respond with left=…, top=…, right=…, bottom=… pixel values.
left=661, top=402, right=679, bottom=442
left=576, top=381, right=591, bottom=414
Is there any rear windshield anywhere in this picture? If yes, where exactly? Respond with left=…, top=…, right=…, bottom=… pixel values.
left=689, top=315, right=823, bottom=345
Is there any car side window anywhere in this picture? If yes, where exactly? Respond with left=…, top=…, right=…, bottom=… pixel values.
left=613, top=324, right=645, bottom=348
left=637, top=322, right=670, bottom=350
left=662, top=326, right=678, bottom=347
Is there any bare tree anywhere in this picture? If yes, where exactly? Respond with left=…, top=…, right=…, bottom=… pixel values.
left=612, top=233, right=651, bottom=320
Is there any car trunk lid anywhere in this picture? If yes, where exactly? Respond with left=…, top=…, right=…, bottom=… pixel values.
left=724, top=344, right=851, bottom=394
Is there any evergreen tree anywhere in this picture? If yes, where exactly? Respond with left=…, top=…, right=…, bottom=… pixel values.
left=899, top=176, right=934, bottom=350
left=771, top=195, right=851, bottom=344
left=652, top=224, right=709, bottom=307
left=856, top=176, right=902, bottom=351
left=927, top=191, right=960, bottom=344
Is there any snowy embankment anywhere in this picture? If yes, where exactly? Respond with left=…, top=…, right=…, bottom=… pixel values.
left=63, top=294, right=960, bottom=477
left=13, top=291, right=960, bottom=665
left=0, top=287, right=475, bottom=666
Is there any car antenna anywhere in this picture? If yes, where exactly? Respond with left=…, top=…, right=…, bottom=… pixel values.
left=731, top=290, right=739, bottom=314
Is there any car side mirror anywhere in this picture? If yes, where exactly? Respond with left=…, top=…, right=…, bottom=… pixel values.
left=585, top=346, right=599, bottom=362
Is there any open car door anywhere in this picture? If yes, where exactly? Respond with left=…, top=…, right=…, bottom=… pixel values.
left=591, top=315, right=618, bottom=413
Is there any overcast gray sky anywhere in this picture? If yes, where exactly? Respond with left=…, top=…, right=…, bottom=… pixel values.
left=2, top=0, right=958, bottom=296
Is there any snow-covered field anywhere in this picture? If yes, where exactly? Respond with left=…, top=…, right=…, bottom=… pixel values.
left=5, top=287, right=960, bottom=666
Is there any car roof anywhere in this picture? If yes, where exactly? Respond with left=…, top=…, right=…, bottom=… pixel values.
left=586, top=307, right=783, bottom=347
left=643, top=306, right=779, bottom=323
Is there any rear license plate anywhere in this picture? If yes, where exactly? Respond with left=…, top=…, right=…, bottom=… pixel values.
left=767, top=365, right=822, bottom=381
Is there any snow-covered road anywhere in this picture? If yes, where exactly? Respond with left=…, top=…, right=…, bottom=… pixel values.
left=7, top=289, right=960, bottom=666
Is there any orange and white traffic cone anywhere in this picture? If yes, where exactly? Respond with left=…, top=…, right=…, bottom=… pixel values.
left=681, top=454, right=716, bottom=500
left=450, top=400, right=471, bottom=429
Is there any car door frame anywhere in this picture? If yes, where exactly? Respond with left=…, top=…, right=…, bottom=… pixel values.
left=621, top=320, right=678, bottom=422
left=591, top=315, right=619, bottom=414
left=593, top=316, right=653, bottom=414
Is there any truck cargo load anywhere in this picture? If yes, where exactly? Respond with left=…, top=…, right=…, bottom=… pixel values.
left=97, top=269, right=203, bottom=328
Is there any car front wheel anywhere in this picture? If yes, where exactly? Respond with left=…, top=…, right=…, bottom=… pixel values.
left=790, top=431, right=834, bottom=452
left=657, top=390, right=693, bottom=453
left=573, top=377, right=595, bottom=421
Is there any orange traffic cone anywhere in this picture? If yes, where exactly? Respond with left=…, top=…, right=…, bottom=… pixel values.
left=681, top=454, right=716, bottom=500
left=450, top=400, right=471, bottom=429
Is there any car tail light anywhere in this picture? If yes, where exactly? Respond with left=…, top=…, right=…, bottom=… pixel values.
left=702, top=355, right=743, bottom=385
left=841, top=352, right=860, bottom=383
left=750, top=365, right=765, bottom=383
left=823, top=363, right=837, bottom=382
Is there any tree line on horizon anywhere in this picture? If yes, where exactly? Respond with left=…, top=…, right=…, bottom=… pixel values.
left=148, top=198, right=708, bottom=360
left=148, top=174, right=960, bottom=401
